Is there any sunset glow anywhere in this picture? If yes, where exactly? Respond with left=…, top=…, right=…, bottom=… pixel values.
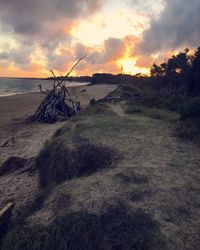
left=117, top=45, right=149, bottom=75
left=0, top=0, right=199, bottom=77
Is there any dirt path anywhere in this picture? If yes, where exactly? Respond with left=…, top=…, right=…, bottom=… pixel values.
left=109, top=104, right=200, bottom=249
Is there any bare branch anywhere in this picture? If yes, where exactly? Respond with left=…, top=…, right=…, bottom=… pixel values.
left=59, top=54, right=87, bottom=85
left=38, top=84, right=49, bottom=95
left=50, top=69, right=61, bottom=88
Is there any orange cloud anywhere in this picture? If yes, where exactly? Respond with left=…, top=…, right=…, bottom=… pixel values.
left=0, top=1, right=165, bottom=77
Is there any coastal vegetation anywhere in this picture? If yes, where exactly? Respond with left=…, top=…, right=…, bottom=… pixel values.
left=0, top=47, right=200, bottom=249
left=36, top=142, right=115, bottom=187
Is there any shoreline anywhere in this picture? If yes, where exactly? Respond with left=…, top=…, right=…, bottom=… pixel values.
left=0, top=82, right=91, bottom=98
left=0, top=91, right=41, bottom=98
left=0, top=84, right=117, bottom=164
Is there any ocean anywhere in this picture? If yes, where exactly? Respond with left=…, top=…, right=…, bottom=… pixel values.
left=0, top=77, right=90, bottom=97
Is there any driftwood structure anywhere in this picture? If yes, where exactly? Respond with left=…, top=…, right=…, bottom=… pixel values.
left=32, top=55, right=86, bottom=123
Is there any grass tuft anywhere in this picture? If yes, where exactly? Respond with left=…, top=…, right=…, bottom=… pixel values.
left=36, top=142, right=115, bottom=187
left=0, top=157, right=28, bottom=176
left=1, top=206, right=168, bottom=250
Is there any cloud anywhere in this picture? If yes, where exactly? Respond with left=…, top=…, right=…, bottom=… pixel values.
left=46, top=50, right=73, bottom=72
left=70, top=38, right=126, bottom=74
left=0, top=0, right=105, bottom=55
left=0, top=46, right=31, bottom=67
left=0, top=0, right=105, bottom=73
left=0, top=0, right=104, bottom=36
left=137, top=0, right=200, bottom=54
left=75, top=38, right=125, bottom=64
left=128, top=0, right=164, bottom=17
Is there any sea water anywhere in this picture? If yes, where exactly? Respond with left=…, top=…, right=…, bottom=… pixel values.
left=0, top=77, right=90, bottom=97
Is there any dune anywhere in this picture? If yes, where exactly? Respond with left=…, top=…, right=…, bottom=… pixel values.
left=0, top=84, right=117, bottom=165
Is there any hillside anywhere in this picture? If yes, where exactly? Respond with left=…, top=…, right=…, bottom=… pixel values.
left=1, top=95, right=200, bottom=249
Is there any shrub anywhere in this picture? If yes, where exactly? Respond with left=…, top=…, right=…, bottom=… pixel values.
left=180, top=97, right=200, bottom=120
left=36, top=142, right=115, bottom=187
left=176, top=98, right=200, bottom=141
left=176, top=119, right=200, bottom=140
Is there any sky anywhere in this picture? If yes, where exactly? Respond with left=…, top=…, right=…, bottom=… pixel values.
left=0, top=0, right=200, bottom=78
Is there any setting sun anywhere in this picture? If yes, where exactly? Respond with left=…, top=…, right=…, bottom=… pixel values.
left=117, top=57, right=149, bottom=75
left=117, top=45, right=149, bottom=75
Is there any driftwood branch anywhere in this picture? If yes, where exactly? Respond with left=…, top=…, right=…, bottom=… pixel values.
left=38, top=84, right=49, bottom=95
left=60, top=54, right=87, bottom=84
left=50, top=69, right=61, bottom=88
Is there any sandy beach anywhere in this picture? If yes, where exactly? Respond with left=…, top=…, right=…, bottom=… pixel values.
left=0, top=84, right=117, bottom=164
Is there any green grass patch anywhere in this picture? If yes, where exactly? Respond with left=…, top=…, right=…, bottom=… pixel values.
left=124, top=101, right=179, bottom=123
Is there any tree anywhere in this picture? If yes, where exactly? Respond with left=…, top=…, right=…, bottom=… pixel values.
left=151, top=48, right=192, bottom=93
left=150, top=63, right=166, bottom=78
left=191, top=47, right=200, bottom=93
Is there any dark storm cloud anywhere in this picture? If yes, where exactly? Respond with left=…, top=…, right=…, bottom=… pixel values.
left=0, top=0, right=104, bottom=35
left=137, top=0, right=200, bottom=54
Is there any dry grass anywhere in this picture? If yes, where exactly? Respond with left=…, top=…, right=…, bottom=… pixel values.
left=2, top=102, right=200, bottom=250
left=36, top=141, right=115, bottom=187
left=124, top=101, right=179, bottom=122
left=0, top=157, right=28, bottom=176
left=1, top=205, right=168, bottom=250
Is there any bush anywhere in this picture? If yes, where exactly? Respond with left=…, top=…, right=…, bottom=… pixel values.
left=36, top=142, right=115, bottom=187
left=176, top=98, right=200, bottom=141
left=176, top=119, right=200, bottom=140
left=180, top=97, right=200, bottom=120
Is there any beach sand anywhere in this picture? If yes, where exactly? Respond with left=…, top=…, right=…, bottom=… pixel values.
left=0, top=84, right=117, bottom=164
